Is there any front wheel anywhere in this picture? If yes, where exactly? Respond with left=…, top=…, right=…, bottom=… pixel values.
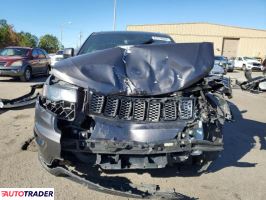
left=20, top=67, right=32, bottom=82
left=224, top=68, right=227, bottom=75
left=45, top=65, right=50, bottom=77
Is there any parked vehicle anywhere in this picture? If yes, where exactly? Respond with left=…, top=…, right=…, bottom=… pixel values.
left=50, top=50, right=64, bottom=67
left=0, top=47, right=50, bottom=81
left=253, top=57, right=262, bottom=63
left=34, top=31, right=232, bottom=198
left=214, top=56, right=234, bottom=72
left=210, top=64, right=225, bottom=75
left=226, top=59, right=234, bottom=72
left=233, top=56, right=263, bottom=71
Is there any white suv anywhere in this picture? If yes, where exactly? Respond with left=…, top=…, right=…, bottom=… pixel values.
left=49, top=50, right=64, bottom=67
left=233, top=57, right=263, bottom=71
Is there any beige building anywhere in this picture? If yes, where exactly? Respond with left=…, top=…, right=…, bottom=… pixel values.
left=127, top=22, right=266, bottom=58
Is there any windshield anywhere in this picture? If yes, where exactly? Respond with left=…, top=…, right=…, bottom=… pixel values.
left=0, top=48, right=29, bottom=57
left=78, top=33, right=173, bottom=55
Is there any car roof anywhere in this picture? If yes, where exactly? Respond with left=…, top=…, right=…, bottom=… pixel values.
left=5, top=46, right=33, bottom=50
left=92, top=31, right=173, bottom=39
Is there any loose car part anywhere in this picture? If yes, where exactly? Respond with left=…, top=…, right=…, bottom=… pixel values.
left=0, top=83, right=43, bottom=109
left=239, top=69, right=266, bottom=92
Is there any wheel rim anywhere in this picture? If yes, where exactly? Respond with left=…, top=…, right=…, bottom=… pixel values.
left=25, top=69, right=31, bottom=80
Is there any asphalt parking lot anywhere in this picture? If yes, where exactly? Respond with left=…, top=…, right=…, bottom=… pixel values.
left=0, top=71, right=265, bottom=200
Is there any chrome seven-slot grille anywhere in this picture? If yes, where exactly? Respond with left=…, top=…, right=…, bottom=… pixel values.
left=89, top=93, right=194, bottom=122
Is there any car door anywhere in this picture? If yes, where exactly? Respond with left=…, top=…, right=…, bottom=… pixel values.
left=29, top=48, right=41, bottom=74
left=41, top=49, right=51, bottom=67
left=37, top=49, right=48, bottom=73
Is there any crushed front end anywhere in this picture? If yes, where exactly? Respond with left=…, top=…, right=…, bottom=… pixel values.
left=34, top=42, right=232, bottom=197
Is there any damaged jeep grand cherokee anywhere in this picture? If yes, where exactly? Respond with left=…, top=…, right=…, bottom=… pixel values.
left=34, top=31, right=232, bottom=198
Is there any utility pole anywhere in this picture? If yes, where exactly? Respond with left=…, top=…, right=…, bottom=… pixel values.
left=60, top=21, right=72, bottom=49
left=113, top=0, right=117, bottom=31
left=79, top=31, right=83, bottom=47
left=60, top=26, right=63, bottom=49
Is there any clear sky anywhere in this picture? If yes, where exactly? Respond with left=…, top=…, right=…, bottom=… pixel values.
left=1, top=0, right=265, bottom=48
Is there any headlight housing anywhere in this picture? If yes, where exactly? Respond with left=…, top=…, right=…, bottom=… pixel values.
left=43, top=83, right=77, bottom=103
left=9, top=60, right=23, bottom=67
left=40, top=76, right=78, bottom=121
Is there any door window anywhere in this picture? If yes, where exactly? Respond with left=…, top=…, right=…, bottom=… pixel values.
left=32, top=49, right=39, bottom=58
left=37, top=49, right=45, bottom=59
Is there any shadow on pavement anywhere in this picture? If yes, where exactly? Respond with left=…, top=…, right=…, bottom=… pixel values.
left=207, top=102, right=266, bottom=172
left=0, top=76, right=47, bottom=83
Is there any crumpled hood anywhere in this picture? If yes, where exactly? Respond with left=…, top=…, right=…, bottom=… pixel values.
left=52, top=42, right=214, bottom=95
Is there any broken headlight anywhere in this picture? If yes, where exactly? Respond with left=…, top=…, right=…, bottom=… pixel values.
left=40, top=78, right=78, bottom=121
left=42, top=82, right=77, bottom=103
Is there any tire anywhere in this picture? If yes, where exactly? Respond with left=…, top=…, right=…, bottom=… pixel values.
left=45, top=65, right=50, bottom=77
left=20, top=67, right=32, bottom=82
left=224, top=68, right=227, bottom=75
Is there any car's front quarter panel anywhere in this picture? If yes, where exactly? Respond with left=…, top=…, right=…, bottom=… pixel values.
left=34, top=98, right=62, bottom=165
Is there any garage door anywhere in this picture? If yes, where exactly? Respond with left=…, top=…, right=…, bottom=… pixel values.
left=222, top=38, right=239, bottom=58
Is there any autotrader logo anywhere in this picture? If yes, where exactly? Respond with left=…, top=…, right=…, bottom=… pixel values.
left=0, top=188, right=54, bottom=200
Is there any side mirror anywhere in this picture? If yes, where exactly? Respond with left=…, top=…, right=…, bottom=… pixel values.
left=63, top=48, right=74, bottom=59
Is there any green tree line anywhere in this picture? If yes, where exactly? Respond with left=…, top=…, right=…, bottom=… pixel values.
left=0, top=19, right=61, bottom=53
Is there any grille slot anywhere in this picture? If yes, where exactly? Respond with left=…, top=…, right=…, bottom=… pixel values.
left=119, top=99, right=132, bottom=120
left=178, top=99, right=193, bottom=120
left=104, top=97, right=119, bottom=117
left=90, top=93, right=105, bottom=114
left=148, top=102, right=161, bottom=122
left=164, top=101, right=177, bottom=121
left=133, top=101, right=146, bottom=120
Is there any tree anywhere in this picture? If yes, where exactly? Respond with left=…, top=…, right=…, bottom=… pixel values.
left=0, top=22, right=20, bottom=48
left=38, top=34, right=60, bottom=53
left=17, top=32, right=38, bottom=47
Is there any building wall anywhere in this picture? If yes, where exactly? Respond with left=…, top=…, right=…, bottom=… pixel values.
left=127, top=23, right=266, bottom=58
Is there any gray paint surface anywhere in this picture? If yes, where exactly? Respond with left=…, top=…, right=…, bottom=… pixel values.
left=53, top=42, right=214, bottom=95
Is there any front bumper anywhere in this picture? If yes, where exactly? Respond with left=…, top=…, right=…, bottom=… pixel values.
left=246, top=64, right=263, bottom=71
left=0, top=66, right=24, bottom=77
left=35, top=98, right=223, bottom=169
